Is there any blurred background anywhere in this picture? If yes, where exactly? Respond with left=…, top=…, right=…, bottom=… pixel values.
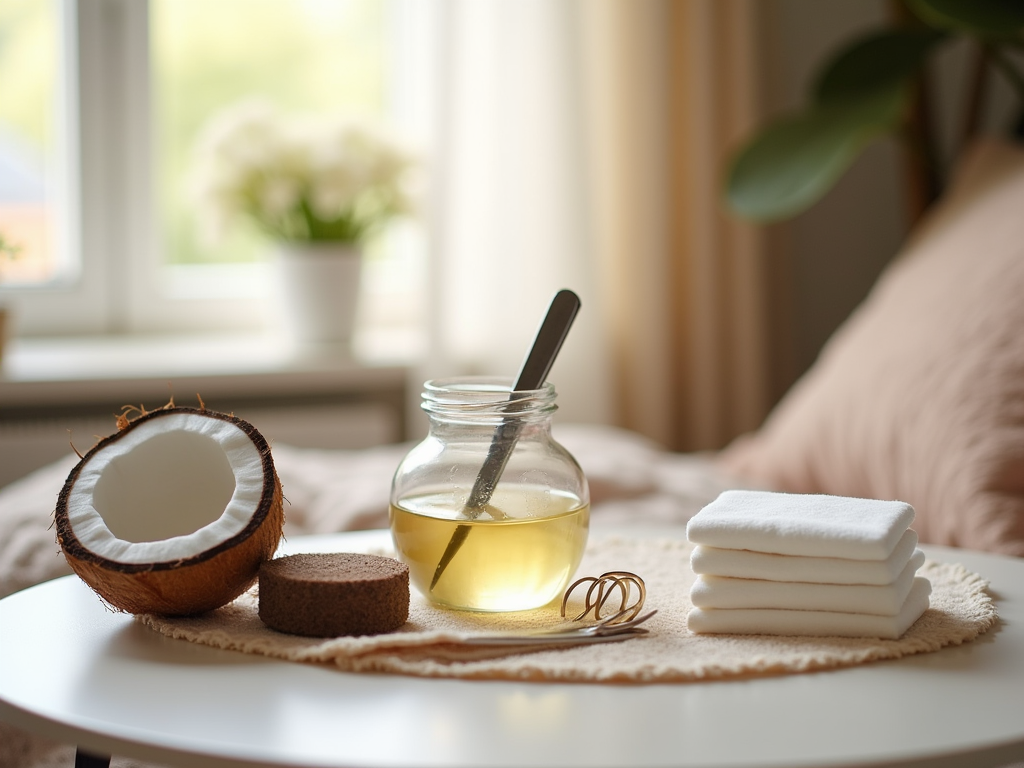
left=0, top=0, right=1019, bottom=487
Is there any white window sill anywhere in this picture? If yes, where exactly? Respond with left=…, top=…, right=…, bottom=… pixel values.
left=0, top=328, right=421, bottom=384
left=0, top=330, right=421, bottom=488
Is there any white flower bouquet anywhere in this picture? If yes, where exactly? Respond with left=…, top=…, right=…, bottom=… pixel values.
left=0, top=231, right=24, bottom=283
left=190, top=100, right=419, bottom=245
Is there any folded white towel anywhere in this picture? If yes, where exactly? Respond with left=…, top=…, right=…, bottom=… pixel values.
left=687, top=577, right=931, bottom=639
left=690, top=557, right=920, bottom=615
left=686, top=490, right=915, bottom=560
left=690, top=530, right=924, bottom=585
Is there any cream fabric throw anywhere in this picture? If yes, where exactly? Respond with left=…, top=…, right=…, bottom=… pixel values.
left=139, top=535, right=996, bottom=683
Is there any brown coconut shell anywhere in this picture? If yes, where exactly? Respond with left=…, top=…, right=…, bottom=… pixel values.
left=54, top=406, right=284, bottom=616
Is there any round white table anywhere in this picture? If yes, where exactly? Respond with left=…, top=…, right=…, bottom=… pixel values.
left=2, top=529, right=1023, bottom=768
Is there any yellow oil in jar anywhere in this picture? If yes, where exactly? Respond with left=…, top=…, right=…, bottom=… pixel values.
left=390, top=486, right=589, bottom=611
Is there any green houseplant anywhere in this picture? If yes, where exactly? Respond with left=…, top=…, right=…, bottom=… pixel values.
left=726, top=0, right=1024, bottom=222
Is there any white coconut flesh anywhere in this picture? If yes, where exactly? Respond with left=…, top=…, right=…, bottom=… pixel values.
left=65, top=411, right=266, bottom=565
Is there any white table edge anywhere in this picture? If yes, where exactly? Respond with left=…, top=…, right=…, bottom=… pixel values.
left=1, top=529, right=1023, bottom=768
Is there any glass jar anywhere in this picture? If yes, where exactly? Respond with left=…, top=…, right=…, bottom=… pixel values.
left=390, top=377, right=590, bottom=612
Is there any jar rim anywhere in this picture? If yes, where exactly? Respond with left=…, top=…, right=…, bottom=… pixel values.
left=423, top=376, right=554, bottom=397
left=420, top=376, right=557, bottom=420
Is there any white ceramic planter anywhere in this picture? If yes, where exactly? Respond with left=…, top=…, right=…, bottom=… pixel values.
left=272, top=243, right=362, bottom=349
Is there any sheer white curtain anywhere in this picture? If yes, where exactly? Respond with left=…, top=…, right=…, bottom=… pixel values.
left=422, top=0, right=781, bottom=448
left=423, top=0, right=614, bottom=426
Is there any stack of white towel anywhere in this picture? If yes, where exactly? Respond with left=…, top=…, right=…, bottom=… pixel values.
left=686, top=490, right=931, bottom=639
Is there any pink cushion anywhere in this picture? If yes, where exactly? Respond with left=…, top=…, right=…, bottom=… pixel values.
left=720, top=139, right=1024, bottom=556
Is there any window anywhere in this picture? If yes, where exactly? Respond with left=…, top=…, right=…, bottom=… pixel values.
left=153, top=0, right=390, bottom=271
left=0, top=0, right=72, bottom=288
left=0, top=0, right=430, bottom=352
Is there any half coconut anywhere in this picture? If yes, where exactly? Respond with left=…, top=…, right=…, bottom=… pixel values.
left=55, top=405, right=284, bottom=616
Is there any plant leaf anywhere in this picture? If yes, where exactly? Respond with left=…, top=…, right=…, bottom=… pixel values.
left=813, top=28, right=946, bottom=106
left=907, top=0, right=1024, bottom=37
left=727, top=93, right=904, bottom=222
left=726, top=27, right=935, bottom=222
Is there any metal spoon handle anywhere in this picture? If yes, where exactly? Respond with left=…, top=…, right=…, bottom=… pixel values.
left=429, top=289, right=581, bottom=591
left=513, top=288, right=582, bottom=390
left=463, top=288, right=580, bottom=509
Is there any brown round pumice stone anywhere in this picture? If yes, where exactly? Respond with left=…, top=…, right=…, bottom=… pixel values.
left=258, top=553, right=409, bottom=637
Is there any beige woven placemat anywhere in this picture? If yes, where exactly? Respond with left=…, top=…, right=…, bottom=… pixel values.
left=138, top=536, right=997, bottom=683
